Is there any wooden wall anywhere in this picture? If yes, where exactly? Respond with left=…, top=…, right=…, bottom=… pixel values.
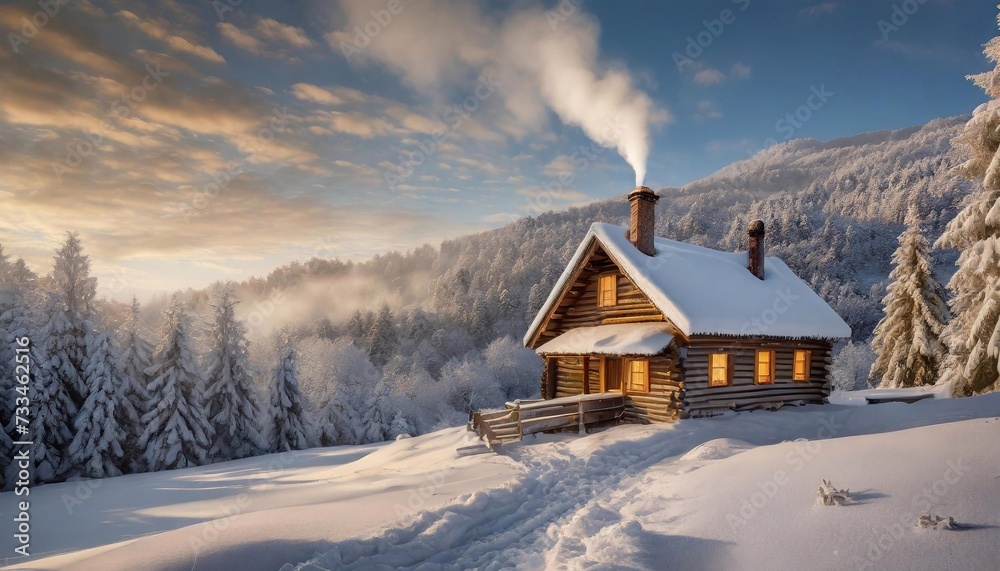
left=533, top=246, right=674, bottom=347
left=681, top=337, right=833, bottom=418
left=543, top=349, right=684, bottom=423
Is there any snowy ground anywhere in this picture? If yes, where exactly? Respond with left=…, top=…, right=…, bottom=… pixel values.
left=4, top=393, right=1000, bottom=570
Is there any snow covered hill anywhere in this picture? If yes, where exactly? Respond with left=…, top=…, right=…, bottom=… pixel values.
left=4, top=394, right=1000, bottom=570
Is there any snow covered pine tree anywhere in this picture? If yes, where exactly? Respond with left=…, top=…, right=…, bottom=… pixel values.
left=49, top=232, right=97, bottom=407
left=68, top=332, right=134, bottom=478
left=938, top=9, right=1000, bottom=395
left=140, top=295, right=212, bottom=471
left=204, top=286, right=267, bottom=461
left=871, top=213, right=950, bottom=388
left=268, top=336, right=312, bottom=452
left=117, top=298, right=153, bottom=472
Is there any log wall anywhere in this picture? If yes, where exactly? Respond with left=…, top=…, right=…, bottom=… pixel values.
left=533, top=247, right=675, bottom=347
left=546, top=349, right=684, bottom=423
left=681, top=337, right=833, bottom=418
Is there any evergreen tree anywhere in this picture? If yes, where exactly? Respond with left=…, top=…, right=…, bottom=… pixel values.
left=140, top=296, right=212, bottom=471
left=49, top=232, right=96, bottom=406
left=117, top=297, right=153, bottom=471
left=67, top=332, right=132, bottom=478
left=360, top=380, right=389, bottom=444
left=346, top=310, right=365, bottom=343
left=268, top=337, right=312, bottom=452
left=203, top=286, right=266, bottom=461
left=938, top=11, right=1000, bottom=395
left=870, top=217, right=950, bottom=388
left=365, top=304, right=397, bottom=367
left=316, top=387, right=354, bottom=446
left=388, top=410, right=414, bottom=439
left=12, top=294, right=78, bottom=484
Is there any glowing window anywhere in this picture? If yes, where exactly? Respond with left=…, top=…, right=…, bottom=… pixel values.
left=710, top=354, right=730, bottom=387
left=756, top=350, right=775, bottom=384
left=793, top=350, right=811, bottom=382
left=627, top=359, right=648, bottom=393
left=598, top=275, right=617, bottom=308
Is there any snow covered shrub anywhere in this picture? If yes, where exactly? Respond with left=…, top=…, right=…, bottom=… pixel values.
left=917, top=514, right=957, bottom=530
left=818, top=479, right=854, bottom=506
left=831, top=341, right=876, bottom=391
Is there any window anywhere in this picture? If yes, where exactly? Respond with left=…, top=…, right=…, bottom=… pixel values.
left=755, top=349, right=775, bottom=384
left=626, top=359, right=648, bottom=393
left=793, top=350, right=811, bottom=382
left=598, top=274, right=617, bottom=308
left=709, top=353, right=730, bottom=387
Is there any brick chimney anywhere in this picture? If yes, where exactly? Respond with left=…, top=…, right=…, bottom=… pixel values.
left=748, top=219, right=765, bottom=280
left=627, top=186, right=659, bottom=256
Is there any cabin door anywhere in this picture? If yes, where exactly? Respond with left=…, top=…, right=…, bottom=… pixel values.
left=602, top=357, right=625, bottom=393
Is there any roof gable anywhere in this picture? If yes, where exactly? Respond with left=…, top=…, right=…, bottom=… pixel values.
left=524, top=223, right=852, bottom=345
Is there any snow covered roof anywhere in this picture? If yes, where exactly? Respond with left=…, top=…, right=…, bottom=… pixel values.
left=525, top=223, right=852, bottom=345
left=535, top=323, right=675, bottom=356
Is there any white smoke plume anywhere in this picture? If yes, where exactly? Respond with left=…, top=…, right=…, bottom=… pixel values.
left=328, top=1, right=669, bottom=186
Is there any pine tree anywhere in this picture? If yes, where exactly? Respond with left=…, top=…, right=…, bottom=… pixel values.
left=117, top=298, right=153, bottom=472
left=49, top=232, right=96, bottom=406
left=316, top=387, right=353, bottom=446
left=870, top=217, right=950, bottom=388
left=268, top=337, right=312, bottom=452
left=67, top=332, right=132, bottom=478
left=10, top=294, right=78, bottom=484
left=140, top=296, right=212, bottom=471
left=203, top=286, right=266, bottom=461
left=360, top=380, right=389, bottom=444
left=365, top=304, right=397, bottom=368
left=938, top=10, right=1000, bottom=395
left=388, top=410, right=414, bottom=439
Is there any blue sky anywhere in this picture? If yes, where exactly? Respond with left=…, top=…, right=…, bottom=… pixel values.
left=0, top=0, right=994, bottom=295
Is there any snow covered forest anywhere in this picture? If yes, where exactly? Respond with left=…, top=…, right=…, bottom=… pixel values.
left=4, top=107, right=1000, bottom=487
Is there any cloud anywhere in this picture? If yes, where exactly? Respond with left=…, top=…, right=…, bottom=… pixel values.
left=731, top=62, right=752, bottom=79
left=291, top=83, right=345, bottom=105
left=798, top=2, right=839, bottom=18
left=117, top=10, right=225, bottom=63
left=695, top=101, right=723, bottom=121
left=218, top=17, right=315, bottom=59
left=689, top=63, right=750, bottom=86
left=693, top=68, right=726, bottom=86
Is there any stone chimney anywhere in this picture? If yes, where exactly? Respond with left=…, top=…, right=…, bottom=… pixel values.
left=627, top=186, right=659, bottom=256
left=748, top=219, right=765, bottom=280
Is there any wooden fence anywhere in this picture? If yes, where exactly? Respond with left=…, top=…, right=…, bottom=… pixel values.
left=469, top=394, right=626, bottom=450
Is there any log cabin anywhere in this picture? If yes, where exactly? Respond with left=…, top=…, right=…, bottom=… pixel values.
left=522, top=186, right=852, bottom=421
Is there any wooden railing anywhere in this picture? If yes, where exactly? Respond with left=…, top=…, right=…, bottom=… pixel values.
left=469, top=393, right=625, bottom=450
